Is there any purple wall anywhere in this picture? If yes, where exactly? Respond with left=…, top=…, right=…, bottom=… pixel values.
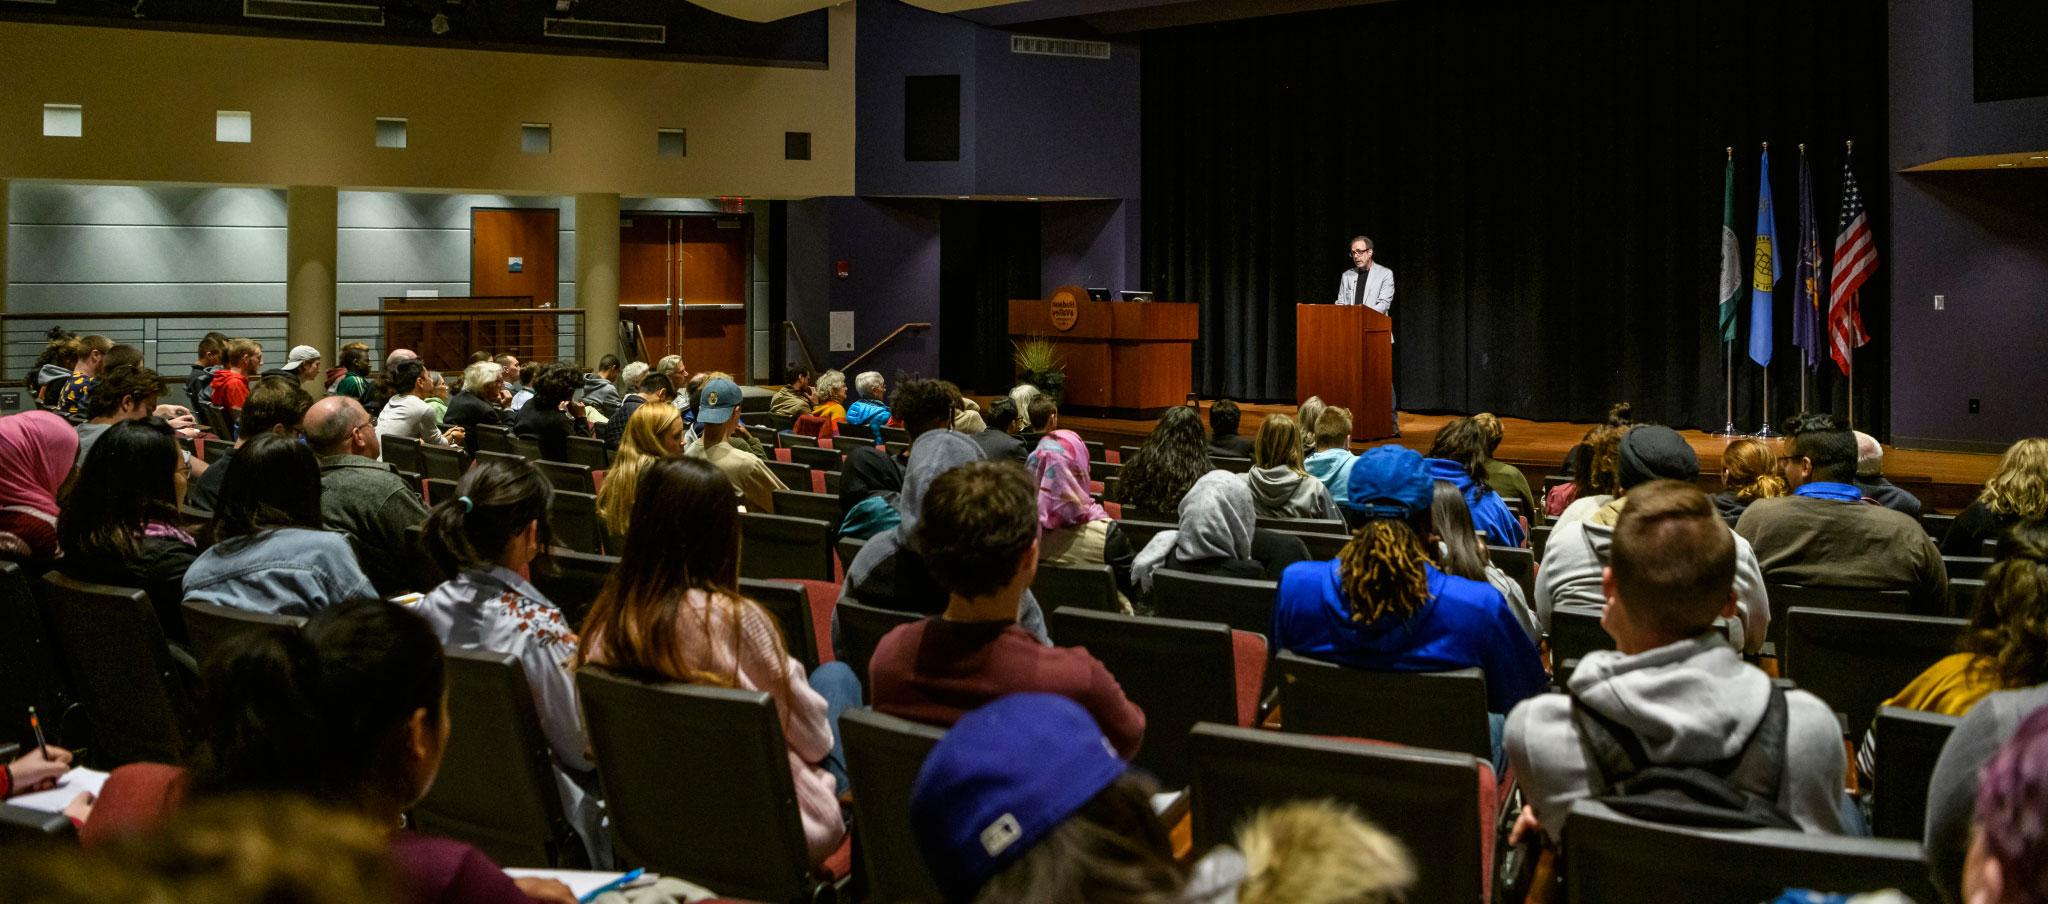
left=856, top=0, right=978, bottom=198
left=1888, top=0, right=2048, bottom=450
left=1040, top=200, right=1135, bottom=294
left=784, top=197, right=945, bottom=380
left=970, top=26, right=1142, bottom=200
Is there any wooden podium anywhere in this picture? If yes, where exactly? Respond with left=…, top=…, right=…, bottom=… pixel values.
left=1297, top=304, right=1394, bottom=440
left=1008, top=297, right=1198, bottom=415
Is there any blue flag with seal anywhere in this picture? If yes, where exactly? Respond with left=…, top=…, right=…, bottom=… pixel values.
left=1748, top=146, right=1781, bottom=367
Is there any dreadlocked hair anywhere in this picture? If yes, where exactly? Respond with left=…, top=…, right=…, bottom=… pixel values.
left=1338, top=520, right=1434, bottom=624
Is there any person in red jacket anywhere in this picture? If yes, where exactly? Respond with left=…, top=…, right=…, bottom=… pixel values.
left=210, top=338, right=264, bottom=414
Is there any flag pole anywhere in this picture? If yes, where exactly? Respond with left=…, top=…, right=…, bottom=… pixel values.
left=1721, top=145, right=1740, bottom=436
left=1798, top=142, right=1811, bottom=415
left=1845, top=139, right=1857, bottom=432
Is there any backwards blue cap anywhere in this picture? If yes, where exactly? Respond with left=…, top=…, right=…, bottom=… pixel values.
left=1344, top=444, right=1435, bottom=520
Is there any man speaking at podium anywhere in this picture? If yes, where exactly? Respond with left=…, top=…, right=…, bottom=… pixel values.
left=1333, top=234, right=1398, bottom=434
left=1334, top=235, right=1394, bottom=313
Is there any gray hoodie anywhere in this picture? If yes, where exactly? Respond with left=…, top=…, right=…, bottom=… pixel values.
left=1534, top=497, right=1771, bottom=653
left=1504, top=633, right=1848, bottom=842
left=1242, top=465, right=1341, bottom=521
left=576, top=372, right=622, bottom=417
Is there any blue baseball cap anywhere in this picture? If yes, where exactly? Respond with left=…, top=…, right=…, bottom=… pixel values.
left=1345, top=444, right=1434, bottom=519
left=695, top=376, right=742, bottom=425
left=909, top=694, right=1128, bottom=902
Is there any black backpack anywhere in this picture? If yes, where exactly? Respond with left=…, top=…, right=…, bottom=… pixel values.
left=1569, top=683, right=1801, bottom=830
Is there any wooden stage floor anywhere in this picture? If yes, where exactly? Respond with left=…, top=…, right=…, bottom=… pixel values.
left=1052, top=403, right=2002, bottom=514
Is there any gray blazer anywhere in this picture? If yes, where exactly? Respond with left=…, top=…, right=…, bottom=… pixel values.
left=1334, top=263, right=1395, bottom=314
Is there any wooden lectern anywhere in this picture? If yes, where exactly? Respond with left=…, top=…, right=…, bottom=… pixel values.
left=1297, top=304, right=1394, bottom=440
left=1009, top=296, right=1198, bottom=415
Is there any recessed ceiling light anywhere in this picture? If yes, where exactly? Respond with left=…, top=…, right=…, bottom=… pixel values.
left=1026, top=196, right=1039, bottom=201
left=1998, top=162, right=2017, bottom=167
left=2031, top=156, right=2048, bottom=160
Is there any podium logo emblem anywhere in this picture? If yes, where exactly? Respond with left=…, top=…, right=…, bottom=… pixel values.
left=1048, top=288, right=1081, bottom=332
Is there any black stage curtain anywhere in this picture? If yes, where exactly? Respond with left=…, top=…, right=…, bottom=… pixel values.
left=1141, top=0, right=1890, bottom=435
left=940, top=201, right=1043, bottom=393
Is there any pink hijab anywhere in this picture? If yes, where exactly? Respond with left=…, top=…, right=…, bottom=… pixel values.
left=0, top=411, right=78, bottom=516
left=1028, top=430, right=1107, bottom=532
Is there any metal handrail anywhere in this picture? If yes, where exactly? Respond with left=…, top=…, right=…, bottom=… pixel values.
left=842, top=322, right=932, bottom=374
left=781, top=320, right=820, bottom=373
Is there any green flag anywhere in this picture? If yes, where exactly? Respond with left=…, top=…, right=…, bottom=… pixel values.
left=1717, top=154, right=1740, bottom=343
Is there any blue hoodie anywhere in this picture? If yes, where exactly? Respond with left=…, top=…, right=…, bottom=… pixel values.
left=1272, top=559, right=1548, bottom=715
left=844, top=397, right=892, bottom=429
left=1426, top=458, right=1525, bottom=549
left=1303, top=448, right=1357, bottom=503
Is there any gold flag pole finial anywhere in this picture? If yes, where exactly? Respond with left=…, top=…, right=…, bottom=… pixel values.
left=1846, top=139, right=1854, bottom=152
left=1799, top=142, right=1806, bottom=153
left=1762, top=141, right=1769, bottom=151
left=1726, top=146, right=1734, bottom=159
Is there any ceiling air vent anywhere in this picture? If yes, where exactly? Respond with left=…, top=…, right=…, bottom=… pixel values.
left=1010, top=35, right=1110, bottom=60
left=544, top=17, right=666, bottom=45
left=243, top=0, right=384, bottom=26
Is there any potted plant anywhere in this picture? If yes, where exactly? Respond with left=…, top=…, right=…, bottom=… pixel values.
left=1012, top=336, right=1066, bottom=403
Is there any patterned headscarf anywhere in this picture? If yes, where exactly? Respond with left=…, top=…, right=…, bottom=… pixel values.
left=1028, top=430, right=1107, bottom=532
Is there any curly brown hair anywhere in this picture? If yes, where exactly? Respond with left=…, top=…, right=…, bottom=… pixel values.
left=1962, top=520, right=2048, bottom=690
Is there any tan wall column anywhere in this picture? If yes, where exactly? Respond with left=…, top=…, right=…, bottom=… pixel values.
left=285, top=186, right=338, bottom=392
left=0, top=180, right=10, bottom=367
left=575, top=193, right=621, bottom=365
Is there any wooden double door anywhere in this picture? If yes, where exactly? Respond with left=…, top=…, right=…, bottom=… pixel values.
left=620, top=213, right=750, bottom=377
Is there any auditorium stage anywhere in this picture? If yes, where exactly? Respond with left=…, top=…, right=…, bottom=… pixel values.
left=1052, top=404, right=2002, bottom=515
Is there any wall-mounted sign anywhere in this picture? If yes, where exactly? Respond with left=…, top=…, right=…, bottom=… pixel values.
left=508, top=256, right=524, bottom=273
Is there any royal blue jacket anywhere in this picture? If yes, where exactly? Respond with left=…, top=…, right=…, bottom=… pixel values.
left=1272, top=559, right=1548, bottom=715
left=1427, top=457, right=1526, bottom=549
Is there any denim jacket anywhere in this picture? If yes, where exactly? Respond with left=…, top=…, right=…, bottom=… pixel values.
left=182, top=527, right=376, bottom=617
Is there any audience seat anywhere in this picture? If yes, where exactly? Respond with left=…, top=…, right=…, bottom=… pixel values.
left=195, top=402, right=234, bottom=440
left=0, top=803, right=76, bottom=845
left=821, top=469, right=842, bottom=496
left=1487, top=546, right=1536, bottom=604
left=1090, top=460, right=1122, bottom=482
left=1919, top=512, right=1955, bottom=541
left=764, top=459, right=811, bottom=493
left=548, top=490, right=605, bottom=555
left=1762, top=584, right=1915, bottom=651
left=474, top=449, right=526, bottom=472
left=565, top=435, right=609, bottom=471
left=1256, top=516, right=1349, bottom=535
left=1115, top=517, right=1176, bottom=553
left=1561, top=799, right=1936, bottom=903
left=1942, top=555, right=1993, bottom=582
left=1272, top=528, right=1347, bottom=561
left=1501, top=497, right=1527, bottom=520
left=37, top=574, right=192, bottom=767
left=1548, top=607, right=1612, bottom=686
left=531, top=549, right=617, bottom=628
left=834, top=600, right=923, bottom=697
left=419, top=444, right=466, bottom=483
left=790, top=416, right=831, bottom=440
left=1150, top=569, right=1280, bottom=637
left=1085, top=439, right=1106, bottom=462
left=508, top=434, right=543, bottom=461
left=1189, top=722, right=1500, bottom=904
left=1047, top=607, right=1260, bottom=788
left=835, top=536, right=867, bottom=577
left=412, top=648, right=585, bottom=869
left=473, top=424, right=514, bottom=456
left=739, top=513, right=835, bottom=584
left=789, top=446, right=842, bottom=472
left=576, top=667, right=849, bottom=902
left=1275, top=651, right=1493, bottom=762
left=1780, top=607, right=1966, bottom=741
left=535, top=460, right=595, bottom=495
left=839, top=423, right=878, bottom=446
left=771, top=489, right=840, bottom=525
left=180, top=601, right=304, bottom=667
left=840, top=708, right=946, bottom=904
left=1870, top=706, right=1963, bottom=841
left=1212, top=455, right=1254, bottom=474
left=738, top=411, right=774, bottom=432
left=1030, top=562, right=1121, bottom=614
left=884, top=441, right=908, bottom=458
left=1947, top=577, right=1984, bottom=616
left=0, top=560, right=69, bottom=751
left=877, top=425, right=910, bottom=445
left=381, top=434, right=424, bottom=474
left=737, top=579, right=822, bottom=672
left=425, top=477, right=459, bottom=507
left=778, top=431, right=820, bottom=449
left=1529, top=524, right=1552, bottom=561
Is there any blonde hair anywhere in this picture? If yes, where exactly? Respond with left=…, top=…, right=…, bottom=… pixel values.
left=1253, top=414, right=1309, bottom=475
left=1722, top=437, right=1788, bottom=501
left=596, top=401, right=681, bottom=536
left=225, top=338, right=262, bottom=367
left=1982, top=438, right=2048, bottom=519
left=1314, top=407, right=1355, bottom=449
left=1297, top=396, right=1327, bottom=440
left=1237, top=801, right=1415, bottom=904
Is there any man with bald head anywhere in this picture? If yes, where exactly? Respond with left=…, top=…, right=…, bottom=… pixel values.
left=1853, top=430, right=1923, bottom=520
left=307, top=395, right=428, bottom=596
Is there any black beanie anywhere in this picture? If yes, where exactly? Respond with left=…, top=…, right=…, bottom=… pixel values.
left=1618, top=425, right=1700, bottom=489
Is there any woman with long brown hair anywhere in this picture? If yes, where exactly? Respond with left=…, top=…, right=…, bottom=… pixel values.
left=574, top=456, right=860, bottom=867
left=1713, top=437, right=1788, bottom=527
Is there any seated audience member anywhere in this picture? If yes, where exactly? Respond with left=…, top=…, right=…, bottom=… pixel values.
left=909, top=694, right=1237, bottom=904
left=360, top=349, right=416, bottom=419
left=1857, top=521, right=2048, bottom=785
left=1736, top=413, right=1947, bottom=612
left=304, top=396, right=429, bottom=597
left=810, top=369, right=849, bottom=423
left=57, top=418, right=199, bottom=642
left=442, top=359, right=507, bottom=447
left=1296, top=396, right=1327, bottom=454
left=618, top=360, right=649, bottom=401
left=1244, top=413, right=1341, bottom=520
left=1431, top=480, right=1539, bottom=640
left=869, top=463, right=1146, bottom=754
left=1472, top=413, right=1542, bottom=528
left=327, top=342, right=371, bottom=400
left=1506, top=480, right=1850, bottom=843
left=1925, top=682, right=2048, bottom=902
left=186, top=332, right=226, bottom=409
left=1713, top=436, right=1788, bottom=527
left=772, top=363, right=816, bottom=420
left=1303, top=406, right=1357, bottom=500
left=971, top=395, right=1029, bottom=464
left=1274, top=447, right=1546, bottom=762
left=1110, top=405, right=1215, bottom=518
left=575, top=456, right=859, bottom=868
left=510, top=362, right=588, bottom=463
left=261, top=345, right=322, bottom=384
left=1853, top=431, right=1923, bottom=520
left=56, top=334, right=113, bottom=420
left=1031, top=431, right=1139, bottom=611
left=844, top=370, right=892, bottom=430
left=1424, top=416, right=1526, bottom=548
left=0, top=411, right=79, bottom=562
left=1208, top=399, right=1254, bottom=459
left=184, top=377, right=310, bottom=512
left=952, top=403, right=986, bottom=436
left=1549, top=422, right=1626, bottom=520
left=75, top=365, right=200, bottom=469
left=683, top=376, right=785, bottom=513
left=1236, top=801, right=1416, bottom=904
left=495, top=354, right=527, bottom=399
left=1022, top=395, right=1059, bottom=443
left=416, top=458, right=605, bottom=864
left=422, top=371, right=451, bottom=424
left=835, top=378, right=959, bottom=533
left=28, top=332, right=80, bottom=408
left=679, top=371, right=767, bottom=458
left=1538, top=425, right=1771, bottom=653
left=2, top=744, right=75, bottom=800
left=595, top=401, right=683, bottom=539
left=575, top=355, right=623, bottom=417
left=103, top=343, right=144, bottom=376
left=374, top=359, right=464, bottom=449
left=1131, top=470, right=1312, bottom=598
left=1958, top=706, right=2048, bottom=904
left=182, top=433, right=374, bottom=616
left=74, top=599, right=579, bottom=904
left=1944, top=438, right=2048, bottom=557
left=840, top=432, right=1051, bottom=643
left=208, top=338, right=263, bottom=418
left=601, top=371, right=675, bottom=453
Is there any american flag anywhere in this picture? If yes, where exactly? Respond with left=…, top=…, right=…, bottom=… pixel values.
left=1828, top=149, right=1875, bottom=375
